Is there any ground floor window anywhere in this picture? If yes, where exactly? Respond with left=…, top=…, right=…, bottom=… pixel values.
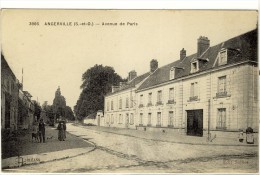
left=119, top=114, right=123, bottom=124
left=217, top=108, right=226, bottom=129
left=148, top=113, right=152, bottom=126
left=107, top=114, right=110, bottom=124
left=168, top=111, right=173, bottom=127
left=140, top=113, right=143, bottom=125
left=130, top=113, right=134, bottom=125
left=111, top=114, right=114, bottom=124
left=157, top=112, right=161, bottom=126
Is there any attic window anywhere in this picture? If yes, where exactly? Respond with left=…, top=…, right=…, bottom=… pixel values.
left=191, top=61, right=199, bottom=73
left=219, top=49, right=227, bottom=65
left=170, top=67, right=175, bottom=80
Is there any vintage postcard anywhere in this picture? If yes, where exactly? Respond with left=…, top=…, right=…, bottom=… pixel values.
left=1, top=9, right=258, bottom=173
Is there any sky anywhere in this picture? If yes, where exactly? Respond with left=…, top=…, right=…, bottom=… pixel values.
left=1, top=10, right=258, bottom=109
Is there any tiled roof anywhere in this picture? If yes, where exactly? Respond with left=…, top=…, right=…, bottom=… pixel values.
left=107, top=72, right=150, bottom=96
left=138, top=29, right=257, bottom=91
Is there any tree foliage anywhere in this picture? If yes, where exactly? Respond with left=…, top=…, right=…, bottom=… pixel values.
left=33, top=101, right=42, bottom=121
left=74, top=64, right=125, bottom=120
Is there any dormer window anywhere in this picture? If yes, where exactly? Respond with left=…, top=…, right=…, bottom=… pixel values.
left=191, top=60, right=199, bottom=73
left=170, top=67, right=175, bottom=80
left=219, top=48, right=227, bottom=65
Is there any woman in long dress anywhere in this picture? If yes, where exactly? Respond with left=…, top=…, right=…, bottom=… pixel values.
left=58, top=121, right=65, bottom=141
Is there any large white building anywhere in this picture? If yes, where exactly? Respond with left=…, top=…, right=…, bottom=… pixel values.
left=104, top=29, right=258, bottom=138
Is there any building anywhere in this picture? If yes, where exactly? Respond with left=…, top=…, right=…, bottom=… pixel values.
left=18, top=90, right=35, bottom=129
left=104, top=29, right=258, bottom=138
left=104, top=69, right=151, bottom=129
left=1, top=54, right=19, bottom=131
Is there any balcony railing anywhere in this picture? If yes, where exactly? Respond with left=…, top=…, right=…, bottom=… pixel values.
left=147, top=102, right=153, bottom=107
left=147, top=124, right=152, bottom=127
left=216, top=91, right=228, bottom=98
left=156, top=101, right=163, bottom=106
left=139, top=124, right=143, bottom=126
left=216, top=126, right=227, bottom=130
left=168, top=125, right=174, bottom=128
left=156, top=124, right=161, bottom=127
left=139, top=104, right=144, bottom=108
left=167, top=99, right=175, bottom=104
left=189, top=96, right=198, bottom=101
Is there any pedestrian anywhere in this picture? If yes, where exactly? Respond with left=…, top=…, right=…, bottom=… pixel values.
left=58, top=120, right=66, bottom=141
left=38, top=119, right=46, bottom=143
left=31, top=121, right=39, bottom=142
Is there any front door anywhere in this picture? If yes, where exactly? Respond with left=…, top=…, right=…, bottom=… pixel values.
left=186, top=110, right=203, bottom=137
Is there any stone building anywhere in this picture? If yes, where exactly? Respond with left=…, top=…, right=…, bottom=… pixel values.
left=104, top=29, right=258, bottom=138
left=1, top=54, right=19, bottom=131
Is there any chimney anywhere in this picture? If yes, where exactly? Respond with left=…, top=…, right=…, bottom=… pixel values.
left=128, top=70, right=137, bottom=82
left=197, top=36, right=210, bottom=57
left=180, top=48, right=186, bottom=60
left=150, top=59, right=158, bottom=72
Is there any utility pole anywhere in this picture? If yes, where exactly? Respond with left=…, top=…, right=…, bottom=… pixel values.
left=208, top=99, right=211, bottom=141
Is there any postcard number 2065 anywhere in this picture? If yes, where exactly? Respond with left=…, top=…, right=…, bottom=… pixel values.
left=29, top=22, right=39, bottom=26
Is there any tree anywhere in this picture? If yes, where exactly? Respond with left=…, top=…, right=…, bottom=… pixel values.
left=33, top=101, right=42, bottom=121
left=65, top=106, right=75, bottom=121
left=74, top=64, right=125, bottom=120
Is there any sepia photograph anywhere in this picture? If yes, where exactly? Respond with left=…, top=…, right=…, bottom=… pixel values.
left=1, top=9, right=258, bottom=173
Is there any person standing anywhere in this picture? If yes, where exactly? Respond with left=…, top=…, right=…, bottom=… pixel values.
left=58, top=121, right=65, bottom=141
left=38, top=119, right=46, bottom=143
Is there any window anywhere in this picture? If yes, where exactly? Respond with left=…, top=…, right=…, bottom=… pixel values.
left=148, top=113, right=152, bottom=126
left=168, top=88, right=174, bottom=103
left=157, top=90, right=163, bottom=105
left=217, top=108, right=226, bottom=129
left=139, top=113, right=143, bottom=125
left=119, top=98, right=122, bottom=109
left=168, top=111, right=173, bottom=127
left=157, top=112, right=161, bottom=126
left=119, top=114, right=122, bottom=124
left=130, top=113, right=134, bottom=125
left=111, top=114, right=114, bottom=124
left=191, top=61, right=199, bottom=73
left=139, top=95, right=144, bottom=107
left=148, top=93, right=152, bottom=106
left=107, top=114, right=110, bottom=124
left=170, top=67, right=175, bottom=80
left=190, top=82, right=198, bottom=101
left=107, top=101, right=109, bottom=111
left=219, top=49, right=227, bottom=65
left=130, top=95, right=133, bottom=108
left=111, top=100, right=113, bottom=110
left=217, top=76, right=227, bottom=97
left=126, top=97, right=129, bottom=108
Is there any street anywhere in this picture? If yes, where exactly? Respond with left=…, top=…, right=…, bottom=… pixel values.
left=9, top=124, right=258, bottom=173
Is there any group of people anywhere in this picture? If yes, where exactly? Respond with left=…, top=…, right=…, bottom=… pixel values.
left=31, top=117, right=67, bottom=143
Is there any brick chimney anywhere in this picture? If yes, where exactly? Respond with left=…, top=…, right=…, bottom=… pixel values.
left=197, top=36, right=210, bottom=57
left=180, top=48, right=186, bottom=60
left=150, top=59, right=158, bottom=72
left=128, top=70, right=137, bottom=82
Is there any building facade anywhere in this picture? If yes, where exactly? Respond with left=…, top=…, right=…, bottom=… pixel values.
left=104, top=29, right=258, bottom=138
left=1, top=54, right=19, bottom=131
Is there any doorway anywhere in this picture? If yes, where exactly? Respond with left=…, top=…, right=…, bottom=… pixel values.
left=186, top=109, right=203, bottom=137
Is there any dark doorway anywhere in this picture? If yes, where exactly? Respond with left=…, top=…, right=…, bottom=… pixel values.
left=5, top=99, right=11, bottom=129
left=187, top=109, right=203, bottom=137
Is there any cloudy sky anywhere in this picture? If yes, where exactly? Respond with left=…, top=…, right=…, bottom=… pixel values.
left=1, top=10, right=257, bottom=109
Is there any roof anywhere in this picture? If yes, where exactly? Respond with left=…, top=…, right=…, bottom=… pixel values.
left=138, top=29, right=257, bottom=91
left=106, top=72, right=150, bottom=96
left=86, top=112, right=96, bottom=119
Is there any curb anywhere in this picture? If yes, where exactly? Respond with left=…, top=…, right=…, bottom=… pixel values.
left=74, top=124, right=258, bottom=147
left=2, top=140, right=96, bottom=169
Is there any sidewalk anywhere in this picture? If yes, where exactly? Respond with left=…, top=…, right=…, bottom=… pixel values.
left=75, top=124, right=258, bottom=147
left=2, top=126, right=95, bottom=169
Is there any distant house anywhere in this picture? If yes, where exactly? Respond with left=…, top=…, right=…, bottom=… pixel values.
left=104, top=29, right=258, bottom=139
left=84, top=110, right=103, bottom=126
